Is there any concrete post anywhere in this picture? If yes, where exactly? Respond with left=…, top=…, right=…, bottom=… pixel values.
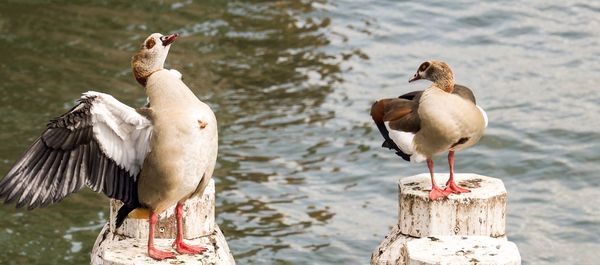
left=90, top=179, right=235, bottom=265
left=371, top=173, right=520, bottom=265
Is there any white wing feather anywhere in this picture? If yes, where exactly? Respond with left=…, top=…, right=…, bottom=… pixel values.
left=384, top=121, right=426, bottom=164
left=83, top=91, right=152, bottom=177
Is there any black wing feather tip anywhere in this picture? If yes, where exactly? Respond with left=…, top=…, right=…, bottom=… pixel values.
left=372, top=96, right=418, bottom=163
left=375, top=122, right=412, bottom=162
left=115, top=203, right=139, bottom=228
left=395, top=150, right=411, bottom=162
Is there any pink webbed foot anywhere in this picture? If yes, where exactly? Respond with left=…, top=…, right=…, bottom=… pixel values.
left=444, top=180, right=471, bottom=194
left=148, top=246, right=176, bottom=260
left=173, top=240, right=207, bottom=255
left=429, top=186, right=451, bottom=201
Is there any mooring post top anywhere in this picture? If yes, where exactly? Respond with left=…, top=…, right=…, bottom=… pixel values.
left=101, top=237, right=218, bottom=264
left=398, top=173, right=508, bottom=238
left=399, top=173, right=507, bottom=200
left=406, top=235, right=521, bottom=265
left=92, top=224, right=236, bottom=265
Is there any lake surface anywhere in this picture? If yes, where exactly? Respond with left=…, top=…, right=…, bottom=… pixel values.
left=0, top=1, right=599, bottom=264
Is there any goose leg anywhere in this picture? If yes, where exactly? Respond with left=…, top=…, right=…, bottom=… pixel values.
left=173, top=201, right=207, bottom=255
left=148, top=211, right=176, bottom=260
left=444, top=151, right=471, bottom=194
left=427, top=158, right=450, bottom=200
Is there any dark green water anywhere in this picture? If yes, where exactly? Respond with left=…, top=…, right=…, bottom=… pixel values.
left=0, top=1, right=599, bottom=264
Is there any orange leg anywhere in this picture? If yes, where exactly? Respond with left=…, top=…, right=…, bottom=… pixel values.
left=148, top=211, right=176, bottom=260
left=427, top=158, right=450, bottom=200
left=173, top=202, right=207, bottom=255
left=444, top=151, right=471, bottom=194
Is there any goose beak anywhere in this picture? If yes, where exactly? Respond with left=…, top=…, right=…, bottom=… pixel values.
left=160, top=33, right=179, bottom=46
left=409, top=72, right=421, bottom=83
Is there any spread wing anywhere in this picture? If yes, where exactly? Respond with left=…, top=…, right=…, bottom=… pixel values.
left=0, top=91, right=152, bottom=209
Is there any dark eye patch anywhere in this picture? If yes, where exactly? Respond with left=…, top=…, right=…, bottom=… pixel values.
left=419, top=62, right=430, bottom=72
left=145, top=38, right=156, bottom=49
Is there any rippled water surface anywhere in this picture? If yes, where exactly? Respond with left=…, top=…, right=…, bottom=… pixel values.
left=0, top=1, right=599, bottom=264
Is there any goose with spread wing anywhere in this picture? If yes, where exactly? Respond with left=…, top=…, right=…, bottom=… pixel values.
left=0, top=33, right=218, bottom=260
left=371, top=60, right=488, bottom=201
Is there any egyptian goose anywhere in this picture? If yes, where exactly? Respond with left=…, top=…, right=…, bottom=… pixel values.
left=0, top=33, right=218, bottom=260
left=371, top=60, right=488, bottom=201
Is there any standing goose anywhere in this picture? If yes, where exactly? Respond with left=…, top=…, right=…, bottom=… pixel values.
left=0, top=33, right=218, bottom=260
left=371, top=60, right=488, bottom=201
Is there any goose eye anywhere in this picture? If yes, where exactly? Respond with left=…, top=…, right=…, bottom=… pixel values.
left=145, top=38, right=156, bottom=49
left=419, top=62, right=430, bottom=72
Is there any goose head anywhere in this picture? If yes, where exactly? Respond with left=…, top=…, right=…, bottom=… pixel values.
left=132, top=33, right=179, bottom=86
left=408, top=60, right=455, bottom=92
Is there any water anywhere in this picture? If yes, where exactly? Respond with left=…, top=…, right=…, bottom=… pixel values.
left=0, top=1, right=599, bottom=264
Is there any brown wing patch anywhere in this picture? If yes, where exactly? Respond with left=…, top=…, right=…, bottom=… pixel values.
left=387, top=110, right=420, bottom=133
left=373, top=98, right=421, bottom=133
left=370, top=100, right=386, bottom=123
left=371, top=99, right=412, bottom=124
left=371, top=97, right=420, bottom=162
left=385, top=98, right=420, bottom=133
left=383, top=102, right=411, bottom=121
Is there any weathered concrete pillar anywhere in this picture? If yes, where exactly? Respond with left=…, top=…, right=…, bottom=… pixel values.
left=371, top=173, right=520, bottom=265
left=90, top=179, right=235, bottom=265
left=406, top=236, right=520, bottom=265
left=398, top=174, right=507, bottom=238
